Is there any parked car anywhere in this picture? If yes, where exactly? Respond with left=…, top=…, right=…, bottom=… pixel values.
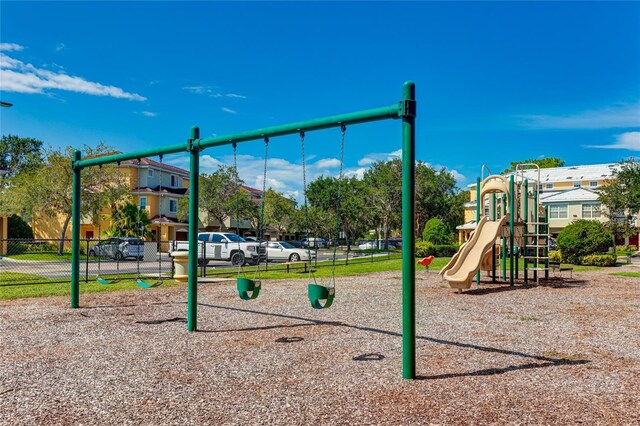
left=267, top=241, right=316, bottom=262
left=358, top=240, right=377, bottom=250
left=88, top=237, right=144, bottom=260
left=302, top=238, right=328, bottom=249
left=288, top=240, right=304, bottom=248
left=170, top=232, right=266, bottom=266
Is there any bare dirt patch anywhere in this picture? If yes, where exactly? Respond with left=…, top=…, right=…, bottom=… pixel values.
left=1, top=268, right=638, bottom=425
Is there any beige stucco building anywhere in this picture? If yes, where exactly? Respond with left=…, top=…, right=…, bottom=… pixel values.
left=458, top=163, right=638, bottom=245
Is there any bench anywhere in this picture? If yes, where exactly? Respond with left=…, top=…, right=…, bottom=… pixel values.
left=549, top=262, right=573, bottom=278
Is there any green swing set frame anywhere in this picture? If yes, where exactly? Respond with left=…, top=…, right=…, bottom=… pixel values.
left=70, top=82, right=417, bottom=379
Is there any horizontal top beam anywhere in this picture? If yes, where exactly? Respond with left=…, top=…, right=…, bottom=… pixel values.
left=195, top=103, right=403, bottom=150
left=74, top=102, right=404, bottom=169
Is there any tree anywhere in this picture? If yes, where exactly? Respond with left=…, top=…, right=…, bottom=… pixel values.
left=199, top=165, right=242, bottom=230
left=422, top=218, right=451, bottom=244
left=7, top=214, right=34, bottom=239
left=108, top=202, right=152, bottom=238
left=501, top=157, right=565, bottom=174
left=0, top=135, right=44, bottom=179
left=263, top=188, right=296, bottom=237
left=307, top=176, right=371, bottom=249
left=363, top=159, right=402, bottom=248
left=414, top=162, right=459, bottom=238
left=1, top=143, right=123, bottom=254
left=597, top=159, right=640, bottom=243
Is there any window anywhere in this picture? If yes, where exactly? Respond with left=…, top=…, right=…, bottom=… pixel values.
left=211, top=234, right=225, bottom=243
left=546, top=183, right=553, bottom=189
left=582, top=203, right=601, bottom=219
left=170, top=175, right=178, bottom=187
left=589, top=181, right=598, bottom=188
left=169, top=199, right=177, bottom=213
left=148, top=169, right=153, bottom=177
left=198, top=234, right=210, bottom=242
left=573, top=181, right=581, bottom=188
left=549, top=204, right=568, bottom=219
left=139, top=196, right=147, bottom=209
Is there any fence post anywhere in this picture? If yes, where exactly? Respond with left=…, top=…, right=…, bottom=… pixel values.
left=85, top=239, right=89, bottom=283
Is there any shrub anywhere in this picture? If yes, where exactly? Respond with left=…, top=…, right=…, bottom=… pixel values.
left=415, top=242, right=459, bottom=257
left=581, top=254, right=616, bottom=267
left=7, top=242, right=28, bottom=255
left=25, top=242, right=58, bottom=253
left=615, top=245, right=638, bottom=254
left=7, top=214, right=34, bottom=239
left=422, top=218, right=451, bottom=245
left=548, top=250, right=562, bottom=263
left=556, top=220, right=613, bottom=265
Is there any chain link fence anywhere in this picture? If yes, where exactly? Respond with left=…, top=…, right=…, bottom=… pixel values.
left=0, top=238, right=173, bottom=285
left=0, top=238, right=402, bottom=285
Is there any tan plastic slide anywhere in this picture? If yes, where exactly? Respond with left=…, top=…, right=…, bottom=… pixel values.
left=443, top=215, right=509, bottom=291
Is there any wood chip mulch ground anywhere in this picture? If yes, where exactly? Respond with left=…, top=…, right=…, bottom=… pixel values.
left=1, top=267, right=639, bottom=425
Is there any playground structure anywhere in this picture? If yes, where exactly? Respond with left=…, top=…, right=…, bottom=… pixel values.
left=441, top=164, right=550, bottom=291
left=69, top=82, right=418, bottom=379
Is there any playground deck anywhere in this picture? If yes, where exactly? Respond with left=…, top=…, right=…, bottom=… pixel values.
left=1, top=269, right=638, bottom=425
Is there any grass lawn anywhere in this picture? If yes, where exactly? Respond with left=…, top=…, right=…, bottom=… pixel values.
left=0, top=273, right=179, bottom=300
left=5, top=252, right=89, bottom=261
left=212, top=256, right=451, bottom=280
left=609, top=271, right=640, bottom=278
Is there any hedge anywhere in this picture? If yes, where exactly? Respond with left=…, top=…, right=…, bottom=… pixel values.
left=581, top=254, right=617, bottom=267
left=415, top=242, right=459, bottom=257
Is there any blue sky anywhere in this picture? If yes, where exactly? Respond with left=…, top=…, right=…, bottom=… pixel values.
left=1, top=1, right=639, bottom=198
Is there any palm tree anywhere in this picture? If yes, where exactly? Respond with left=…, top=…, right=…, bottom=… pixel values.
left=108, top=202, right=152, bottom=238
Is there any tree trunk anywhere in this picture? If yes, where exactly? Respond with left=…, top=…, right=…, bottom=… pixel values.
left=58, top=214, right=71, bottom=256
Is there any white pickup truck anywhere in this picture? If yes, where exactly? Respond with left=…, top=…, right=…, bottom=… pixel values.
left=170, top=232, right=266, bottom=266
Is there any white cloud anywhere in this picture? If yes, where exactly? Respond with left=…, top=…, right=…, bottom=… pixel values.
left=55, top=43, right=66, bottom=52
left=0, top=50, right=146, bottom=101
left=141, top=111, right=157, bottom=117
left=516, top=102, right=640, bottom=129
left=182, top=86, right=211, bottom=94
left=344, top=167, right=367, bottom=180
left=0, top=43, right=23, bottom=52
left=314, top=158, right=340, bottom=168
left=449, top=169, right=466, bottom=183
left=182, top=86, right=246, bottom=100
left=357, top=148, right=402, bottom=166
left=586, top=132, right=640, bottom=151
left=222, top=107, right=237, bottom=114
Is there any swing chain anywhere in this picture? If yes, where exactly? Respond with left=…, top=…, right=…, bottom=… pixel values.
left=232, top=143, right=243, bottom=274
left=300, top=131, right=316, bottom=283
left=329, top=125, right=347, bottom=284
left=255, top=137, right=269, bottom=275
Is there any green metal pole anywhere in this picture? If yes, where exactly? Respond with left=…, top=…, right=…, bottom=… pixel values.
left=534, top=190, right=539, bottom=282
left=501, top=194, right=507, bottom=280
left=70, top=150, right=81, bottom=309
left=401, top=81, right=416, bottom=380
left=476, top=177, right=481, bottom=285
left=187, top=127, right=200, bottom=332
left=523, top=179, right=529, bottom=285
left=509, top=175, right=515, bottom=286
left=544, top=204, right=549, bottom=280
